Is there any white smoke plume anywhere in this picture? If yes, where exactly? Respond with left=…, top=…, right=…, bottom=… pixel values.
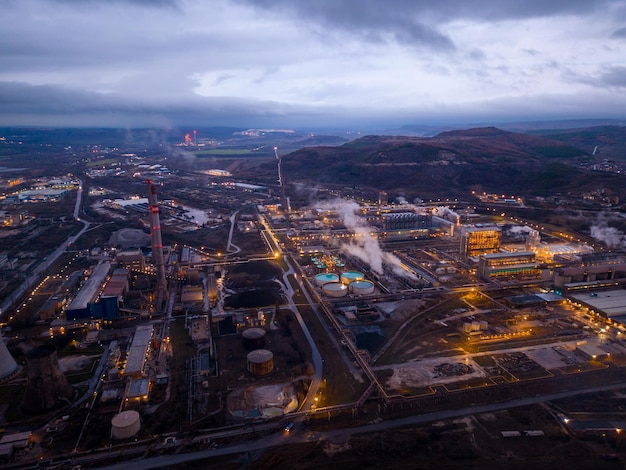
left=507, top=225, right=532, bottom=234
left=317, top=199, right=416, bottom=278
left=396, top=196, right=408, bottom=205
left=590, top=220, right=626, bottom=248
left=433, top=206, right=460, bottom=224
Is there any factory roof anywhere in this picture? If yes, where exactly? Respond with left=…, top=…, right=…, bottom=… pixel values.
left=570, top=289, right=626, bottom=318
left=126, top=377, right=150, bottom=399
left=101, top=276, right=127, bottom=298
left=481, top=251, right=535, bottom=259
left=66, top=261, right=111, bottom=311
left=124, top=325, right=153, bottom=376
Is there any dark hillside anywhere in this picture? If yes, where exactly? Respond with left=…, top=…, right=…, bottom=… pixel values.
left=276, top=127, right=626, bottom=200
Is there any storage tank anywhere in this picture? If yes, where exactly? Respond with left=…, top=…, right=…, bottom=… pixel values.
left=479, top=320, right=489, bottom=330
left=314, top=273, right=340, bottom=287
left=322, top=282, right=348, bottom=298
left=471, top=322, right=481, bottom=331
left=349, top=280, right=375, bottom=295
left=463, top=323, right=472, bottom=333
left=0, top=337, right=18, bottom=380
left=340, top=271, right=364, bottom=284
left=242, top=328, right=267, bottom=350
left=111, top=410, right=141, bottom=440
left=21, top=344, right=73, bottom=414
left=247, top=349, right=274, bottom=376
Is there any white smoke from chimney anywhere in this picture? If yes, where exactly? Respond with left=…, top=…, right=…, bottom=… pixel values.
left=433, top=206, right=460, bottom=224
left=317, top=199, right=416, bottom=279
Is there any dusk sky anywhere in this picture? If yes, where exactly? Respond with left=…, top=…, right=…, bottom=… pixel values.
left=1, top=0, right=626, bottom=129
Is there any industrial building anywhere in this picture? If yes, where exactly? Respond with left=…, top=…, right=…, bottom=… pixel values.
left=569, top=289, right=626, bottom=326
left=123, top=325, right=153, bottom=378
left=64, top=261, right=111, bottom=321
left=64, top=262, right=131, bottom=321
left=554, top=252, right=626, bottom=292
left=460, top=226, right=501, bottom=258
left=477, top=251, right=540, bottom=280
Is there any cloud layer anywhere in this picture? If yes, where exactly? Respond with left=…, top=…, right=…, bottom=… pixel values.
left=1, top=0, right=626, bottom=127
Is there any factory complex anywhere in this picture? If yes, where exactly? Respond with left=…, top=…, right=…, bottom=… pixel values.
left=3, top=152, right=626, bottom=466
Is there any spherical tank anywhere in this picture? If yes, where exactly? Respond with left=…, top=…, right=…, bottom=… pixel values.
left=242, top=327, right=267, bottom=350
left=322, top=282, right=348, bottom=298
left=247, top=349, right=274, bottom=376
left=340, top=271, right=364, bottom=284
left=314, top=273, right=340, bottom=287
left=111, top=410, right=141, bottom=440
left=349, top=280, right=375, bottom=295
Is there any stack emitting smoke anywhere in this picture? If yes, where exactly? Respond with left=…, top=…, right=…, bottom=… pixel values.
left=146, top=180, right=167, bottom=304
left=21, top=344, right=73, bottom=413
left=0, top=337, right=18, bottom=380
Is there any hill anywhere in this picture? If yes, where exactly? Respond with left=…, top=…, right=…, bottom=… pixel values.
left=276, top=126, right=626, bottom=200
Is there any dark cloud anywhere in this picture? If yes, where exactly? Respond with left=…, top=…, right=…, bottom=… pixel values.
left=612, top=26, right=626, bottom=38
left=238, top=0, right=455, bottom=50
left=598, top=66, right=626, bottom=88
left=240, top=0, right=616, bottom=27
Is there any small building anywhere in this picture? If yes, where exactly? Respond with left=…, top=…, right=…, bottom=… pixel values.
left=477, top=251, right=540, bottom=280
left=576, top=343, right=610, bottom=361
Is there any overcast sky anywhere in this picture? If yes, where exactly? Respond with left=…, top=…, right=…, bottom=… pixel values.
left=1, top=0, right=626, bottom=129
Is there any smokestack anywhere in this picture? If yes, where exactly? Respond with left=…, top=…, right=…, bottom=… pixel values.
left=21, top=344, right=73, bottom=413
left=0, top=337, right=18, bottom=380
left=193, top=129, right=197, bottom=146
left=146, top=180, right=167, bottom=305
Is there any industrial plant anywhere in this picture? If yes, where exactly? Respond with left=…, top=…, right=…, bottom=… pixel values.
left=2, top=126, right=626, bottom=468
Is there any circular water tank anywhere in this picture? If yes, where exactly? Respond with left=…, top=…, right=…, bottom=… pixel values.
left=111, top=410, right=141, bottom=440
left=247, top=349, right=274, bottom=376
left=340, top=271, right=364, bottom=284
left=242, top=328, right=267, bottom=350
left=322, top=282, right=348, bottom=298
left=314, top=273, right=340, bottom=287
left=349, top=280, right=375, bottom=295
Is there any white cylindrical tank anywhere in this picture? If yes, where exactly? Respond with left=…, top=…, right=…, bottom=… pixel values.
left=479, top=320, right=488, bottom=330
left=463, top=323, right=472, bottom=333
left=314, top=273, right=340, bottom=286
left=322, top=282, right=348, bottom=298
left=349, top=280, right=375, bottom=295
left=111, top=410, right=141, bottom=440
left=247, top=349, right=274, bottom=376
left=340, top=271, right=364, bottom=285
left=471, top=322, right=481, bottom=331
left=0, top=338, right=18, bottom=380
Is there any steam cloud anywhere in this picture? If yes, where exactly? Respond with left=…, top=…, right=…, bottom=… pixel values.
left=318, top=199, right=416, bottom=279
left=507, top=225, right=532, bottom=234
left=590, top=220, right=626, bottom=248
left=433, top=206, right=460, bottom=223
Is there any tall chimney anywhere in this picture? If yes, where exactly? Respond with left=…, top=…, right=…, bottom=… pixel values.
left=146, top=180, right=167, bottom=304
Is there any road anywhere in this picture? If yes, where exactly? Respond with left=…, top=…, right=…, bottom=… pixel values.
left=94, top=380, right=626, bottom=470
left=0, top=180, right=89, bottom=315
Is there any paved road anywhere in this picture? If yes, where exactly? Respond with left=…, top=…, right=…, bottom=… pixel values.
left=0, top=180, right=89, bottom=315
left=95, top=380, right=626, bottom=470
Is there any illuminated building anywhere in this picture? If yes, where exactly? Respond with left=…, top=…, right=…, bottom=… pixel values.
left=477, top=251, right=540, bottom=279
left=460, top=226, right=501, bottom=257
